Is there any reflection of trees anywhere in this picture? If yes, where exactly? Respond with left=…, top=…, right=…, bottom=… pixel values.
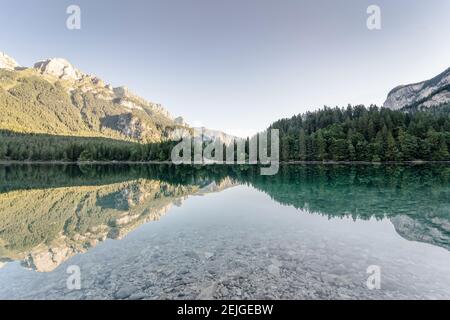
left=0, top=179, right=202, bottom=272
left=1, top=163, right=449, bottom=222
left=0, top=164, right=241, bottom=272
left=0, top=164, right=449, bottom=271
left=236, top=164, right=450, bottom=251
left=239, top=165, right=450, bottom=220
left=0, top=164, right=234, bottom=193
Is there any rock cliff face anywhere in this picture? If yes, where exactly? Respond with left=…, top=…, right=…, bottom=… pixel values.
left=34, top=58, right=84, bottom=81
left=102, top=113, right=154, bottom=141
left=1, top=51, right=239, bottom=145
left=0, top=51, right=189, bottom=143
left=383, top=67, right=450, bottom=110
left=0, top=52, right=19, bottom=70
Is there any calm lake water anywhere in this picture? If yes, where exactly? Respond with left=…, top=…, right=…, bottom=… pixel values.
left=0, top=164, right=449, bottom=299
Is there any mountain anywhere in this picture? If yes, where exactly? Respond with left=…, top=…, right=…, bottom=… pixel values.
left=195, top=127, right=241, bottom=146
left=383, top=67, right=450, bottom=110
left=242, top=164, right=450, bottom=251
left=0, top=51, right=189, bottom=143
left=0, top=52, right=19, bottom=70
left=1, top=164, right=449, bottom=271
left=0, top=176, right=237, bottom=272
left=0, top=51, right=241, bottom=150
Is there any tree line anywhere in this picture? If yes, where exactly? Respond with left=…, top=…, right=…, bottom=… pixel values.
left=270, top=105, right=450, bottom=162
left=1, top=105, right=450, bottom=162
left=0, top=131, right=177, bottom=162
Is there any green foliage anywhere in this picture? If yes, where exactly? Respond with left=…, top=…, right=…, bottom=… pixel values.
left=2, top=67, right=449, bottom=163
left=0, top=69, right=180, bottom=143
left=270, top=105, right=450, bottom=161
left=1, top=164, right=449, bottom=255
left=0, top=131, right=177, bottom=162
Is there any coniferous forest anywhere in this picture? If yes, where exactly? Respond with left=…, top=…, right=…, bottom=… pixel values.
left=0, top=131, right=178, bottom=162
left=270, top=104, right=450, bottom=162
left=1, top=105, right=450, bottom=162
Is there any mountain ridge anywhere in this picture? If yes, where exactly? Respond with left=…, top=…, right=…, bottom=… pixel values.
left=0, top=51, right=188, bottom=143
left=384, top=67, right=450, bottom=110
left=0, top=51, right=238, bottom=146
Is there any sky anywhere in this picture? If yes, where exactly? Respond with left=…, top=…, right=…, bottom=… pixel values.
left=1, top=0, right=450, bottom=137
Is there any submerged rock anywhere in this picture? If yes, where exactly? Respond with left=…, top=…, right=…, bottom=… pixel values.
left=114, top=285, right=139, bottom=299
left=267, top=264, right=280, bottom=277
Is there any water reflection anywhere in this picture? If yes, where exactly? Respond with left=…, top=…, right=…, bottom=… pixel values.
left=0, top=165, right=236, bottom=272
left=248, top=165, right=450, bottom=252
left=0, top=164, right=449, bottom=274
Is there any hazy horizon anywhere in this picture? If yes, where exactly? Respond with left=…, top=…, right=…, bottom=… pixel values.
left=1, top=0, right=450, bottom=137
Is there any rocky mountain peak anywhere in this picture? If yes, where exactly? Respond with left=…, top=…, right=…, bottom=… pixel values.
left=174, top=116, right=187, bottom=126
left=0, top=52, right=20, bottom=70
left=33, top=57, right=85, bottom=81
left=384, top=67, right=450, bottom=110
left=0, top=51, right=244, bottom=144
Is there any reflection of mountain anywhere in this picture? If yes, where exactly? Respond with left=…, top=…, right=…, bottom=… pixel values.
left=241, top=165, right=450, bottom=251
left=0, top=176, right=237, bottom=272
left=391, top=216, right=450, bottom=251
left=1, top=164, right=449, bottom=271
left=197, top=177, right=238, bottom=194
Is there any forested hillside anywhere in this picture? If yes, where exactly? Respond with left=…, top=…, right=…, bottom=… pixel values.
left=0, top=66, right=187, bottom=143
left=2, top=105, right=450, bottom=162
left=270, top=105, right=450, bottom=162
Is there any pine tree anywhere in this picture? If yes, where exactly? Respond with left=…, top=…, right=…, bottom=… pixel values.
left=348, top=141, right=356, bottom=161
left=299, top=128, right=307, bottom=161
left=385, top=130, right=399, bottom=161
left=398, top=128, right=417, bottom=161
left=433, top=135, right=450, bottom=160
left=0, top=143, right=5, bottom=160
left=281, top=136, right=290, bottom=161
left=315, top=131, right=326, bottom=161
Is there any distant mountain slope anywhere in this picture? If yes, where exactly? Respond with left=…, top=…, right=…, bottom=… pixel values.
left=0, top=52, right=188, bottom=143
left=0, top=52, right=19, bottom=70
left=384, top=67, right=450, bottom=110
left=195, top=126, right=241, bottom=145
left=0, top=51, right=241, bottom=148
left=0, top=175, right=237, bottom=272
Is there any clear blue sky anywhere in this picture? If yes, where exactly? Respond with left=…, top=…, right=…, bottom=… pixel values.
left=1, top=0, right=450, bottom=136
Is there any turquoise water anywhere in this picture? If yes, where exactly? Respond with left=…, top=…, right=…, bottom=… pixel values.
left=0, top=164, right=449, bottom=299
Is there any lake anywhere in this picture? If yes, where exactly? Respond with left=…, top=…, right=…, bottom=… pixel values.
left=0, top=164, right=449, bottom=299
